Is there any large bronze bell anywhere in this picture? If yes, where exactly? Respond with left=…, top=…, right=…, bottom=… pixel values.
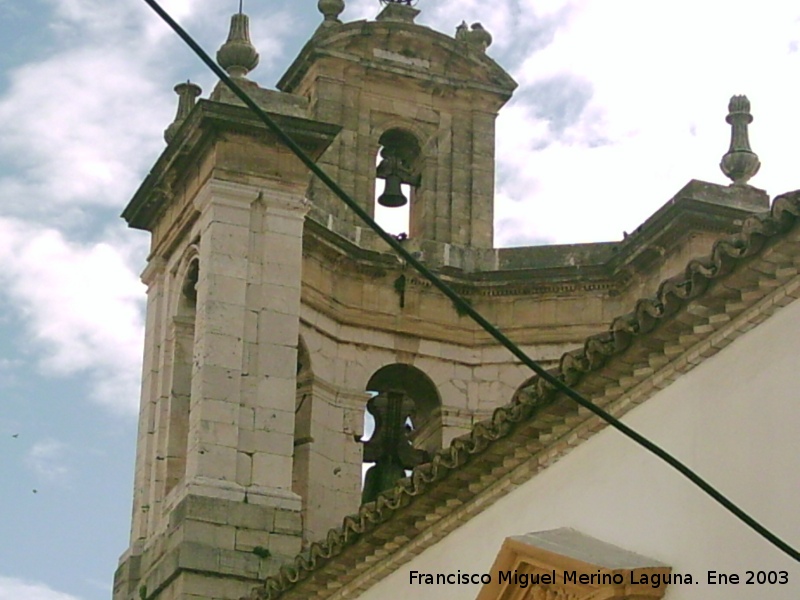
left=378, top=173, right=407, bottom=207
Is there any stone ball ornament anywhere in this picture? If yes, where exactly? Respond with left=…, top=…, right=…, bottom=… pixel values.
left=318, top=0, right=345, bottom=22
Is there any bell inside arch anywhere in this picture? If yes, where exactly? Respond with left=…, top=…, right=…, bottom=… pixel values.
left=376, top=146, right=414, bottom=208
left=378, top=172, right=407, bottom=207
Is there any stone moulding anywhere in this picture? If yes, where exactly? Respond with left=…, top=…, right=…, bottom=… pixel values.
left=277, top=19, right=517, bottom=98
left=243, top=190, right=800, bottom=599
left=122, top=100, right=341, bottom=233
left=300, top=179, right=767, bottom=301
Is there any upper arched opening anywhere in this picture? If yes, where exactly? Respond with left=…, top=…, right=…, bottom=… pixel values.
left=374, top=128, right=422, bottom=236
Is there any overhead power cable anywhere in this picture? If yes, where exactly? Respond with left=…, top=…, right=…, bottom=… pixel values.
left=142, top=0, right=800, bottom=563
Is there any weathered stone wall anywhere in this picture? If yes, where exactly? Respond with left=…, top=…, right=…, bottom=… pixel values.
left=117, top=116, right=337, bottom=599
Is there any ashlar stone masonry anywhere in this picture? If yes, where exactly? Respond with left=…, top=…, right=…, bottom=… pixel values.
left=114, top=3, right=769, bottom=600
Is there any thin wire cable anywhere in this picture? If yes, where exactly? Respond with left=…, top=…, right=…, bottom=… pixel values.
left=141, top=0, right=800, bottom=563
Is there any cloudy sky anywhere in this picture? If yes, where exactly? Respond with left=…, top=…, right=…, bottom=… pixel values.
left=1, top=1, right=800, bottom=599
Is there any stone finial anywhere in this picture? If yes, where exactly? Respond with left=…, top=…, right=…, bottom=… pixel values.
left=376, top=0, right=420, bottom=23
left=318, top=0, right=345, bottom=25
left=465, top=22, right=492, bottom=51
left=164, top=81, right=202, bottom=143
left=720, top=95, right=760, bottom=186
left=457, top=22, right=492, bottom=51
left=216, top=11, right=259, bottom=79
left=455, top=21, right=469, bottom=41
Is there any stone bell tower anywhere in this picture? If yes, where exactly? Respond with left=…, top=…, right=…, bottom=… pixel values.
left=285, top=0, right=516, bottom=247
left=112, top=9, right=341, bottom=600
left=114, top=2, right=519, bottom=599
left=277, top=0, right=518, bottom=547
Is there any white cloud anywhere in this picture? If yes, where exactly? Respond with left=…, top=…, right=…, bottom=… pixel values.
left=0, top=0, right=247, bottom=417
left=0, top=357, right=23, bottom=389
left=0, top=0, right=281, bottom=221
left=0, top=577, right=81, bottom=600
left=0, top=48, right=168, bottom=212
left=0, top=0, right=299, bottom=424
left=49, top=0, right=204, bottom=40
left=0, top=219, right=145, bottom=414
left=248, top=10, right=295, bottom=72
left=26, top=439, right=71, bottom=482
left=489, top=0, right=800, bottom=244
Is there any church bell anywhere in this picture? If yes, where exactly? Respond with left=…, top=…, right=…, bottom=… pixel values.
left=378, top=172, right=407, bottom=207
left=376, top=148, right=410, bottom=208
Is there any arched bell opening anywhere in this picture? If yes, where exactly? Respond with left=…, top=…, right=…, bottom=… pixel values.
left=373, top=128, right=421, bottom=237
left=165, top=255, right=199, bottom=497
left=360, top=364, right=441, bottom=503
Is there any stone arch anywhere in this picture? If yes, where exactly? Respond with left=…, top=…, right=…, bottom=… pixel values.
left=365, top=363, right=440, bottom=448
left=373, top=124, right=427, bottom=237
left=164, top=249, right=199, bottom=497
left=171, top=243, right=200, bottom=315
left=360, top=363, right=441, bottom=502
left=369, top=116, right=431, bottom=162
left=378, top=128, right=422, bottom=170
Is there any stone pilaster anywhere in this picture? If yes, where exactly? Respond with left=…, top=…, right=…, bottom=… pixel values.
left=182, top=178, right=307, bottom=501
left=293, top=377, right=366, bottom=542
left=115, top=178, right=311, bottom=600
left=124, top=258, right=166, bottom=575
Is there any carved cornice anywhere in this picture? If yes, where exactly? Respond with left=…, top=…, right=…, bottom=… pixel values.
left=122, top=100, right=340, bottom=233
left=300, top=179, right=768, bottom=302
left=278, top=19, right=517, bottom=100
left=140, top=257, right=167, bottom=287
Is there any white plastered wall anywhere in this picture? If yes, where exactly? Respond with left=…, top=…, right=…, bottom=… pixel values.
left=357, top=296, right=800, bottom=600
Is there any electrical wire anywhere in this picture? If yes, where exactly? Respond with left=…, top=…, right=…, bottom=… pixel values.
left=141, top=0, right=800, bottom=563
